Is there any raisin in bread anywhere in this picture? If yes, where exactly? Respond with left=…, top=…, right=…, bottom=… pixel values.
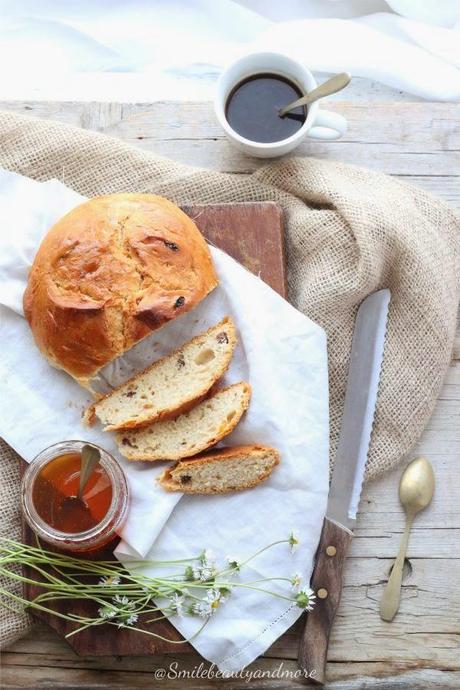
left=117, top=382, right=251, bottom=461
left=84, top=317, right=237, bottom=431
left=158, top=445, right=280, bottom=494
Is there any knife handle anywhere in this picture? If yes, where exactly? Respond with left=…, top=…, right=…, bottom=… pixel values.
left=298, top=517, right=353, bottom=685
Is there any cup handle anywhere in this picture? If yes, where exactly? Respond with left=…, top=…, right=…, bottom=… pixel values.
left=307, top=109, right=347, bottom=141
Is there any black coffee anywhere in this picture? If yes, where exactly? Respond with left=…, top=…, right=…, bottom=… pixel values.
left=225, top=73, right=307, bottom=144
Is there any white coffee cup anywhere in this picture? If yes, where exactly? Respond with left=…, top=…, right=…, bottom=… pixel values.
left=214, top=51, right=348, bottom=158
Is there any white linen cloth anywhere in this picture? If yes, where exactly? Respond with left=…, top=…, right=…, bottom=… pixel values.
left=1, top=0, right=459, bottom=101
left=0, top=169, right=329, bottom=671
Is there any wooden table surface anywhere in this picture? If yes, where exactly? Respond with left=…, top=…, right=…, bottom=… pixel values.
left=1, top=97, right=459, bottom=690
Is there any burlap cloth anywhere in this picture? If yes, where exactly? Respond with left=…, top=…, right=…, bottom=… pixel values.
left=0, top=111, right=459, bottom=648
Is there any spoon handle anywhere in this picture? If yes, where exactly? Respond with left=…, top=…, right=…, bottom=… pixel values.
left=380, top=514, right=414, bottom=621
left=279, top=72, right=351, bottom=117
left=78, top=445, right=101, bottom=499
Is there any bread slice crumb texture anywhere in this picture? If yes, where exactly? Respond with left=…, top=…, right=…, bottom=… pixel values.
left=117, top=382, right=251, bottom=461
left=85, top=317, right=237, bottom=431
left=158, top=445, right=280, bottom=494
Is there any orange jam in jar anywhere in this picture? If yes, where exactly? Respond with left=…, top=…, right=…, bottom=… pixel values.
left=22, top=442, right=129, bottom=552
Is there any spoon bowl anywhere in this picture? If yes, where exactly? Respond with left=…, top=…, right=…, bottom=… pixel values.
left=399, top=456, right=435, bottom=514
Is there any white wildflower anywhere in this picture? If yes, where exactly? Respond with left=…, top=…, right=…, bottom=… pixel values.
left=170, top=593, right=185, bottom=617
left=295, top=587, right=316, bottom=612
left=202, top=567, right=215, bottom=581
left=192, top=549, right=217, bottom=581
left=192, top=587, right=227, bottom=618
left=288, top=530, right=300, bottom=553
left=291, top=573, right=302, bottom=590
left=113, top=594, right=136, bottom=610
left=126, top=614, right=139, bottom=626
left=98, top=606, right=116, bottom=620
left=193, top=599, right=213, bottom=618
left=99, top=575, right=121, bottom=586
left=206, top=588, right=228, bottom=608
left=191, top=564, right=200, bottom=580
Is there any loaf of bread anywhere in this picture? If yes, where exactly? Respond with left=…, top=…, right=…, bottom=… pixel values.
left=158, top=445, right=280, bottom=493
left=117, top=381, right=251, bottom=460
left=85, top=317, right=237, bottom=431
left=24, top=194, right=218, bottom=383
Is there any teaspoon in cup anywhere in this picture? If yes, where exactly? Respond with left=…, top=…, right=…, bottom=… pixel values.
left=278, top=72, right=351, bottom=118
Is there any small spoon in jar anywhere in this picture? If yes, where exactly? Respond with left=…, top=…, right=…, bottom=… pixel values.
left=77, top=444, right=101, bottom=499
left=58, top=445, right=101, bottom=523
left=380, top=457, right=435, bottom=622
left=278, top=72, right=351, bottom=118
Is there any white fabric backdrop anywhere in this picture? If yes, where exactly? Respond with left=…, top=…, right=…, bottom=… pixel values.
left=0, top=0, right=459, bottom=101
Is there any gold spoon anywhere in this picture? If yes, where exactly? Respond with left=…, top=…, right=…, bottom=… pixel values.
left=58, top=445, right=101, bottom=524
left=278, top=72, right=351, bottom=118
left=77, top=444, right=101, bottom=499
left=380, top=456, right=435, bottom=622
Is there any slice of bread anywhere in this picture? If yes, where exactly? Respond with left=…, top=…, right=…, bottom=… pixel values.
left=116, top=382, right=251, bottom=461
left=158, top=445, right=280, bottom=494
left=84, top=317, right=237, bottom=431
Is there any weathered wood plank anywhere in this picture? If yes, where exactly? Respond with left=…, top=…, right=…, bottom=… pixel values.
left=0, top=101, right=459, bottom=202
left=2, top=101, right=458, bottom=150
left=3, top=626, right=459, bottom=689
left=396, top=175, right=460, bottom=207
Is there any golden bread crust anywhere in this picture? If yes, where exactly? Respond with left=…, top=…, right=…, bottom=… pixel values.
left=24, top=193, right=218, bottom=382
left=158, top=444, right=280, bottom=493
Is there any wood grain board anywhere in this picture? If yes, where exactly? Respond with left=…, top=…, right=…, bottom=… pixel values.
left=3, top=97, right=459, bottom=690
left=1, top=100, right=459, bottom=204
left=21, top=200, right=287, bottom=657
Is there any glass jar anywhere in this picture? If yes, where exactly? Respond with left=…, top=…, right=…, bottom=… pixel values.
left=21, top=440, right=129, bottom=552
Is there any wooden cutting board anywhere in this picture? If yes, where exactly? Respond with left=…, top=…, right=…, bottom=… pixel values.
left=22, top=201, right=287, bottom=656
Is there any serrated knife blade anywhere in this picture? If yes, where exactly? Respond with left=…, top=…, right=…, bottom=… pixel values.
left=298, top=288, right=390, bottom=685
left=327, top=288, right=391, bottom=531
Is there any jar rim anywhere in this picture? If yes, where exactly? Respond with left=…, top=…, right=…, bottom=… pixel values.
left=21, top=440, right=129, bottom=548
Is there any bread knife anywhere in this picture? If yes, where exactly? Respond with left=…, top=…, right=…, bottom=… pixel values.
left=298, top=289, right=391, bottom=685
